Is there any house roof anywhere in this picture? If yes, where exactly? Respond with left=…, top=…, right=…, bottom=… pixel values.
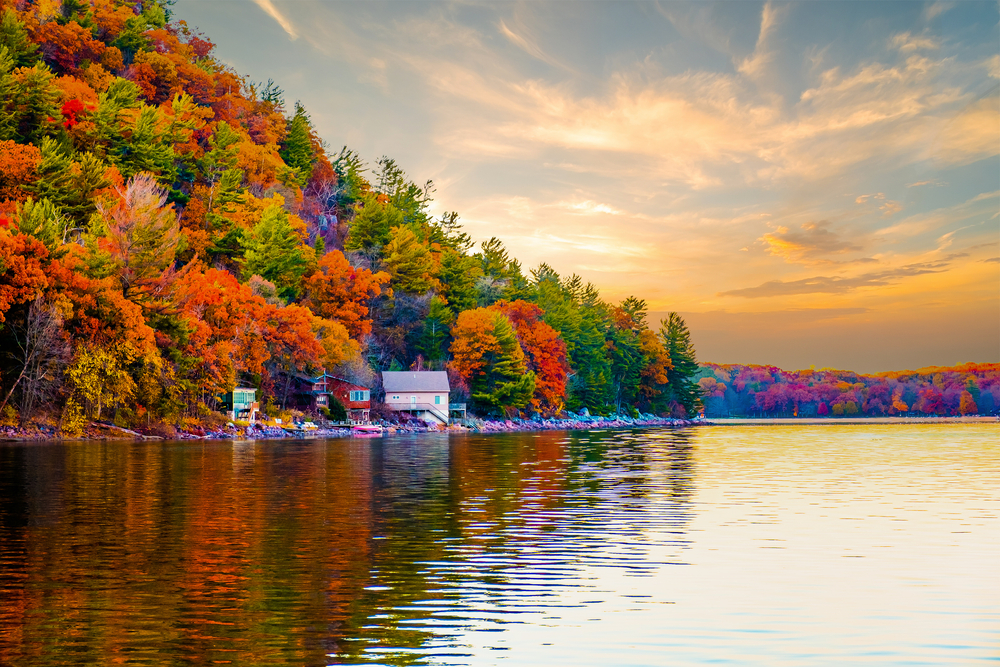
left=382, top=371, right=450, bottom=393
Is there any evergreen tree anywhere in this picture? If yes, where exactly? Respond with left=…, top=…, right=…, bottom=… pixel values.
left=607, top=304, right=645, bottom=414
left=243, top=205, right=311, bottom=300
left=527, top=265, right=612, bottom=413
left=0, top=10, right=39, bottom=68
left=659, top=312, right=702, bottom=417
left=0, top=53, right=60, bottom=145
left=383, top=225, right=437, bottom=294
left=14, top=198, right=69, bottom=256
left=438, top=248, right=480, bottom=312
left=345, top=193, right=403, bottom=262
left=280, top=102, right=316, bottom=187
left=450, top=308, right=535, bottom=416
left=331, top=147, right=368, bottom=208
left=416, top=296, right=454, bottom=363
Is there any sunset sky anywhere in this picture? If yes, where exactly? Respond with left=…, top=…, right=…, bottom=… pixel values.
left=173, top=0, right=999, bottom=373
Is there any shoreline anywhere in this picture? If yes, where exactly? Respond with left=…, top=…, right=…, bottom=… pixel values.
left=2, top=414, right=996, bottom=443
left=708, top=416, right=998, bottom=425
left=0, top=416, right=705, bottom=442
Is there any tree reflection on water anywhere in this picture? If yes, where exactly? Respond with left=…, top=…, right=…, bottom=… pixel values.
left=0, top=429, right=696, bottom=666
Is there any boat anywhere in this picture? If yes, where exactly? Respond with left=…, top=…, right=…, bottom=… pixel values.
left=351, top=424, right=383, bottom=435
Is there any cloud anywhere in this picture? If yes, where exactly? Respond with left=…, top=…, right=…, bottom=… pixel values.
left=970, top=190, right=1000, bottom=203
left=931, top=97, right=1000, bottom=165
left=760, top=222, right=862, bottom=262
left=250, top=0, right=297, bottom=40
left=498, top=19, right=571, bottom=71
left=923, top=2, right=955, bottom=21
left=890, top=32, right=940, bottom=52
left=737, top=2, right=786, bottom=78
left=718, top=259, right=960, bottom=298
left=257, top=1, right=999, bottom=337
left=561, top=200, right=623, bottom=216
left=855, top=193, right=885, bottom=204
left=880, top=200, right=903, bottom=217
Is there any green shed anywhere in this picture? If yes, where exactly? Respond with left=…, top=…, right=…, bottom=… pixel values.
left=223, top=387, right=258, bottom=420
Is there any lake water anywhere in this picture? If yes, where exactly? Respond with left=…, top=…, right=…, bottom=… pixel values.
left=0, top=425, right=997, bottom=666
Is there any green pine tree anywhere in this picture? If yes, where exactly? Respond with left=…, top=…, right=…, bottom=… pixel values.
left=469, top=311, right=535, bottom=415
left=345, top=193, right=403, bottom=262
left=0, top=9, right=39, bottom=68
left=280, top=102, right=316, bottom=187
left=659, top=312, right=702, bottom=417
left=242, top=205, right=311, bottom=300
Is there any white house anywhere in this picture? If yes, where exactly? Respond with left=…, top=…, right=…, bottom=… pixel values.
left=382, top=371, right=450, bottom=425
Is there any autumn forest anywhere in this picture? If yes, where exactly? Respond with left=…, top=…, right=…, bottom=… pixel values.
left=0, top=0, right=994, bottom=436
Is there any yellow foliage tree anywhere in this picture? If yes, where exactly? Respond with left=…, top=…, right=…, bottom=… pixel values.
left=65, top=342, right=137, bottom=421
left=311, top=315, right=361, bottom=371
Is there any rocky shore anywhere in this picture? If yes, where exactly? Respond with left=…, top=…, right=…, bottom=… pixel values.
left=188, top=414, right=705, bottom=439
left=1, top=414, right=705, bottom=441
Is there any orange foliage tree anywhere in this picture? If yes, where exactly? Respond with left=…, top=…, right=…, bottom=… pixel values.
left=303, top=249, right=389, bottom=339
left=0, top=227, right=47, bottom=322
left=45, top=246, right=156, bottom=355
left=169, top=267, right=326, bottom=408
left=0, top=140, right=41, bottom=204
left=490, top=300, right=568, bottom=415
left=959, top=390, right=978, bottom=415
left=93, top=172, right=180, bottom=303
left=450, top=307, right=534, bottom=415
left=638, top=328, right=671, bottom=405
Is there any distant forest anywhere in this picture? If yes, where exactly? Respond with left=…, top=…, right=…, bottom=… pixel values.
left=0, top=0, right=702, bottom=433
left=696, top=363, right=1000, bottom=418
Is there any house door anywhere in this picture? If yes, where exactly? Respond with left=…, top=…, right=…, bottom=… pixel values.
left=410, top=396, right=417, bottom=408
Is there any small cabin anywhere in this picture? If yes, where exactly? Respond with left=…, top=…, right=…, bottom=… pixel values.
left=287, top=372, right=371, bottom=423
left=328, top=376, right=371, bottom=423
left=382, top=371, right=450, bottom=425
left=222, top=387, right=258, bottom=421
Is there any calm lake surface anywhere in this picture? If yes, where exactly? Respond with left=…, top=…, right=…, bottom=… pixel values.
left=0, top=425, right=997, bottom=666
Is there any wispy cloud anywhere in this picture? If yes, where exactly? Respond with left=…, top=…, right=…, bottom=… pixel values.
left=719, top=253, right=970, bottom=298
left=719, top=262, right=951, bottom=298
left=890, top=32, right=940, bottom=52
left=760, top=222, right=862, bottom=263
left=497, top=19, right=571, bottom=72
left=250, top=0, right=297, bottom=40
left=923, top=2, right=955, bottom=22
left=561, top=200, right=623, bottom=216
left=736, top=2, right=786, bottom=78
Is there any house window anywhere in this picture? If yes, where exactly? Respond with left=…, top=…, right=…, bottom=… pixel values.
left=349, top=390, right=369, bottom=402
left=434, top=395, right=441, bottom=405
left=392, top=395, right=399, bottom=400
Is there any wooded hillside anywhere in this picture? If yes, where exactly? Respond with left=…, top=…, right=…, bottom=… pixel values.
left=0, top=0, right=702, bottom=432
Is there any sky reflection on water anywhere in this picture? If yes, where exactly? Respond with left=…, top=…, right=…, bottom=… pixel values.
left=0, top=425, right=997, bottom=666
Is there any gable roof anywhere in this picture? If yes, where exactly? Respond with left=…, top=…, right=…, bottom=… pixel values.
left=382, top=371, right=450, bottom=393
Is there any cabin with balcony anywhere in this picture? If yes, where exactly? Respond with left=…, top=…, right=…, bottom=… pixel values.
left=382, top=371, right=450, bottom=425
